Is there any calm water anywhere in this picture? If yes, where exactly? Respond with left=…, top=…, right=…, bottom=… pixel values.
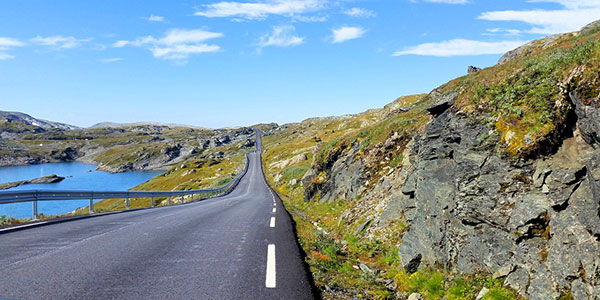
left=0, top=162, right=162, bottom=219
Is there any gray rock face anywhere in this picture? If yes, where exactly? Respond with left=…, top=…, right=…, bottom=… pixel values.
left=571, top=91, right=600, bottom=145
left=468, top=66, right=482, bottom=74
left=162, top=144, right=182, bottom=160
left=300, top=85, right=600, bottom=298
left=303, top=143, right=365, bottom=203
left=425, top=90, right=458, bottom=116
left=51, top=147, right=79, bottom=161
left=391, top=100, right=600, bottom=298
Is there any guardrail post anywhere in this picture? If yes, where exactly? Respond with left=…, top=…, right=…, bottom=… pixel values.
left=151, top=196, right=154, bottom=208
left=168, top=196, right=171, bottom=206
left=181, top=195, right=184, bottom=204
left=126, top=197, right=130, bottom=210
left=32, top=201, right=38, bottom=220
left=89, top=199, right=94, bottom=214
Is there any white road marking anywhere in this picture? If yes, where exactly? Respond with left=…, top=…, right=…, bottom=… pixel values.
left=272, top=207, right=276, bottom=213
left=266, top=244, right=276, bottom=288
left=270, top=217, right=276, bottom=228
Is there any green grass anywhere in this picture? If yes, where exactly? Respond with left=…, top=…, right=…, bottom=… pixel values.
left=390, top=154, right=403, bottom=169
left=209, top=176, right=233, bottom=188
left=282, top=165, right=310, bottom=181
left=91, top=143, right=248, bottom=211
left=449, top=26, right=600, bottom=157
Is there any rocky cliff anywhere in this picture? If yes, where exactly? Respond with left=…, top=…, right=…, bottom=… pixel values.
left=281, top=21, right=600, bottom=299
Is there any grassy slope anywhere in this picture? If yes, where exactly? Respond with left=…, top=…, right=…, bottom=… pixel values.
left=83, top=142, right=248, bottom=213
left=254, top=21, right=600, bottom=299
left=446, top=24, right=600, bottom=157
left=263, top=96, right=521, bottom=299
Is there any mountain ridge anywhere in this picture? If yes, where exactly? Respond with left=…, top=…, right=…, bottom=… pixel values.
left=0, top=110, right=80, bottom=131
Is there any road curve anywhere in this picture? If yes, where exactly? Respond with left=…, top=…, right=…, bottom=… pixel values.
left=0, top=135, right=315, bottom=299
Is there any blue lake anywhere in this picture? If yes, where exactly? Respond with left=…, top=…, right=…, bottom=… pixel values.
left=0, top=162, right=162, bottom=219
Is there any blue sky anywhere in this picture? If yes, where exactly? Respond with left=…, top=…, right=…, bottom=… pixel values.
left=1, top=0, right=599, bottom=128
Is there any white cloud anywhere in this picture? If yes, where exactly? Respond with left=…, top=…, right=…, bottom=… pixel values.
left=195, top=0, right=326, bottom=20
left=146, top=15, right=165, bottom=22
left=479, top=0, right=600, bottom=34
left=112, top=29, right=223, bottom=60
left=259, top=25, right=304, bottom=47
left=30, top=35, right=91, bottom=49
left=331, top=26, right=366, bottom=43
left=292, top=15, right=328, bottom=22
left=393, top=39, right=528, bottom=56
left=0, top=53, right=15, bottom=60
left=0, top=37, right=25, bottom=47
left=100, top=58, right=123, bottom=63
left=344, top=7, right=375, bottom=18
left=0, top=37, right=24, bottom=60
left=528, top=0, right=600, bottom=9
left=485, top=28, right=522, bottom=36
left=113, top=40, right=130, bottom=48
left=410, top=0, right=468, bottom=4
left=151, top=44, right=221, bottom=59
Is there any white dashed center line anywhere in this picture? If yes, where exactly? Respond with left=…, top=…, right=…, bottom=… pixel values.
left=272, top=207, right=276, bottom=213
left=270, top=217, right=276, bottom=228
left=266, top=244, right=276, bottom=288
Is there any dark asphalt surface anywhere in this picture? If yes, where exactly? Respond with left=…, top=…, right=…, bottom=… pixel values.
left=0, top=136, right=315, bottom=300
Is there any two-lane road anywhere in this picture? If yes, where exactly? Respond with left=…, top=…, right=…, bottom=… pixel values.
left=0, top=139, right=315, bottom=299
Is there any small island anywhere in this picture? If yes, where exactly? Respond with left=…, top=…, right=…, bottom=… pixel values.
left=0, top=174, right=65, bottom=190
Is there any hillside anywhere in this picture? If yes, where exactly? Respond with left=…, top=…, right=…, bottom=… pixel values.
left=262, top=20, right=600, bottom=299
left=0, top=116, right=256, bottom=222
left=82, top=138, right=252, bottom=213
left=0, top=111, right=80, bottom=133
left=0, top=114, right=255, bottom=173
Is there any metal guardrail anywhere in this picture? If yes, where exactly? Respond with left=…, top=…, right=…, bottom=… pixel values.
left=0, top=152, right=252, bottom=220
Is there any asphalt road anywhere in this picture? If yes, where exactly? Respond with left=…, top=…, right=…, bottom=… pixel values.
left=0, top=137, right=315, bottom=299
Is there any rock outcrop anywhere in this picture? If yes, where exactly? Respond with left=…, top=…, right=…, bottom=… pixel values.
left=302, top=87, right=600, bottom=299
left=467, top=66, right=481, bottom=74
left=299, top=21, right=600, bottom=299
left=0, top=174, right=65, bottom=190
left=391, top=99, right=600, bottom=299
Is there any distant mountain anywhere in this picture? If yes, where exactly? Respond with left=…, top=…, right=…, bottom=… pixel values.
left=0, top=111, right=80, bottom=130
left=89, top=121, right=209, bottom=130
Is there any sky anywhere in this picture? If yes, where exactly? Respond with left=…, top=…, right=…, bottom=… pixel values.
left=1, top=0, right=599, bottom=128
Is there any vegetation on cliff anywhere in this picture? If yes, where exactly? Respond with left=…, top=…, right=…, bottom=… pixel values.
left=261, top=21, right=600, bottom=300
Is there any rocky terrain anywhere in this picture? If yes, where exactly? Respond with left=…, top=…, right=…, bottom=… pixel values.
left=0, top=174, right=64, bottom=190
left=262, top=20, right=600, bottom=299
left=0, top=112, right=256, bottom=173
